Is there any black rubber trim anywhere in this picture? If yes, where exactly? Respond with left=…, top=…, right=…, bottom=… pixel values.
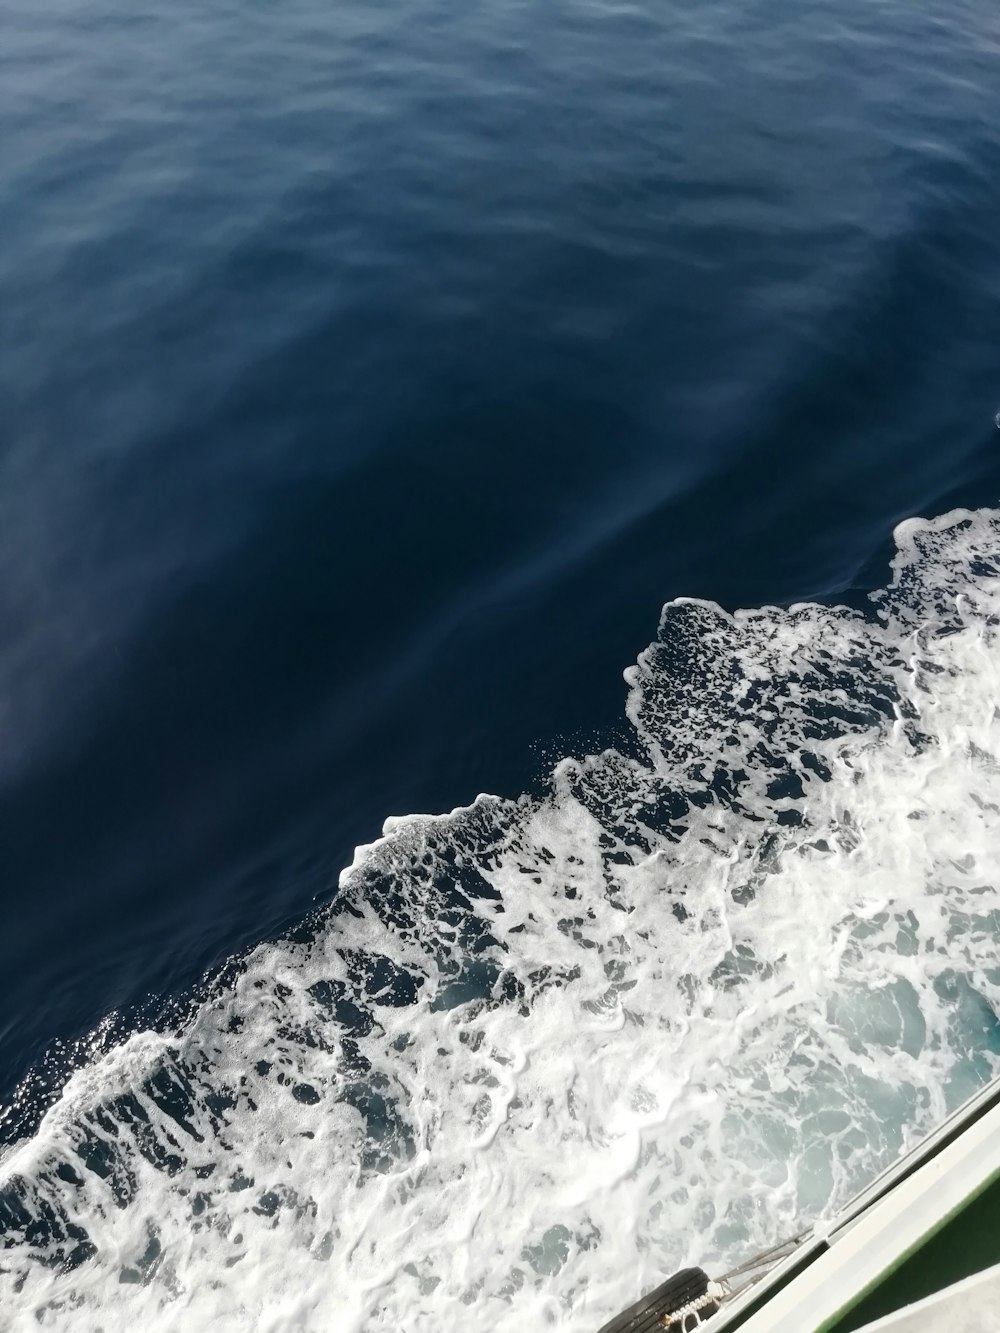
left=596, top=1267, right=716, bottom=1333
left=597, top=1079, right=1000, bottom=1333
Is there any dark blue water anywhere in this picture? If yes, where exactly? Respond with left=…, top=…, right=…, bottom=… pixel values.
left=2, top=0, right=1000, bottom=1114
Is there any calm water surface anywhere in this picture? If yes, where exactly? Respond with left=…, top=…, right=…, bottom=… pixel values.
left=2, top=0, right=1000, bottom=1123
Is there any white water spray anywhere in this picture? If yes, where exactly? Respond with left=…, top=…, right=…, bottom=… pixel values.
left=3, top=507, right=1000, bottom=1331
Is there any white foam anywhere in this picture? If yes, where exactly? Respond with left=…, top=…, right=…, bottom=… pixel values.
left=3, top=507, right=1000, bottom=1331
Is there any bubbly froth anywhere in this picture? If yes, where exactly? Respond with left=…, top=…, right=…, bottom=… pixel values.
left=3, top=508, right=1000, bottom=1331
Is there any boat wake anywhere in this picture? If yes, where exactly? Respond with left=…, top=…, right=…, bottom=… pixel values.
left=3, top=508, right=1000, bottom=1330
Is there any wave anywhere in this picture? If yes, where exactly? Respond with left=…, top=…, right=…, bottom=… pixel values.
left=3, top=506, right=1000, bottom=1330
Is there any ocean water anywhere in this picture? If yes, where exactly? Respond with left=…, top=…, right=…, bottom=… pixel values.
left=3, top=0, right=1000, bottom=1327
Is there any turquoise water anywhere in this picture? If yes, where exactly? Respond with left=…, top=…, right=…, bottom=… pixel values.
left=3, top=0, right=1000, bottom=1327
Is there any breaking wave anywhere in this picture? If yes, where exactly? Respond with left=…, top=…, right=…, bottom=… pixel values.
left=3, top=507, right=1000, bottom=1331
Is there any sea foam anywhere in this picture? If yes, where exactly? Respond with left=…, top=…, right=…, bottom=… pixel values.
left=3, top=507, right=1000, bottom=1331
